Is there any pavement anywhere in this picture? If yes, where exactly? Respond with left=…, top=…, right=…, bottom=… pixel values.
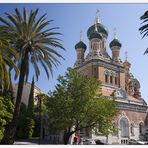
left=14, top=138, right=52, bottom=145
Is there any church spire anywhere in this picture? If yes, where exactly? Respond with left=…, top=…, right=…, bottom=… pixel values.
left=113, top=27, right=117, bottom=39
left=95, top=20, right=98, bottom=31
left=80, top=30, right=82, bottom=41
left=96, top=9, right=100, bottom=24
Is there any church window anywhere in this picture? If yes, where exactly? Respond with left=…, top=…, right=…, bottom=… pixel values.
left=104, top=70, right=109, bottom=83
left=130, top=123, right=134, bottom=136
left=110, top=76, right=113, bottom=84
left=102, top=41, right=104, bottom=48
left=139, top=122, right=144, bottom=135
left=115, top=77, right=118, bottom=85
left=99, top=42, right=101, bottom=49
left=105, top=74, right=108, bottom=83
left=119, top=117, right=129, bottom=138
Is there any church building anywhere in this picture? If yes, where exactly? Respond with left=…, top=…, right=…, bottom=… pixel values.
left=74, top=10, right=148, bottom=144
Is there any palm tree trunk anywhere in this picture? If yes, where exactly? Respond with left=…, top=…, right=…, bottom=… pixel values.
left=1, top=52, right=28, bottom=144
left=9, top=69, right=14, bottom=103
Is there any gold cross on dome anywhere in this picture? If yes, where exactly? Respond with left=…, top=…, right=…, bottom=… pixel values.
left=80, top=30, right=82, bottom=41
left=96, top=9, right=100, bottom=23
left=113, top=27, right=117, bottom=39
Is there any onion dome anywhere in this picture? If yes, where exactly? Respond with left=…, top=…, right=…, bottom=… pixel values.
left=109, top=38, right=122, bottom=49
left=75, top=41, right=87, bottom=51
left=87, top=23, right=108, bottom=39
left=88, top=17, right=103, bottom=40
left=89, top=31, right=103, bottom=40
left=75, top=31, right=87, bottom=51
left=87, top=10, right=108, bottom=39
left=109, top=28, right=122, bottom=49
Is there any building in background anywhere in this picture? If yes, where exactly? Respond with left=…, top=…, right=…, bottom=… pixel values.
left=12, top=82, right=41, bottom=106
left=74, top=10, right=148, bottom=144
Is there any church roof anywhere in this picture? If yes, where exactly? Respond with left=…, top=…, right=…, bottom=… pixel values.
left=87, top=23, right=108, bottom=39
left=75, top=41, right=87, bottom=51
left=89, top=31, right=103, bottom=40
left=109, top=38, right=122, bottom=48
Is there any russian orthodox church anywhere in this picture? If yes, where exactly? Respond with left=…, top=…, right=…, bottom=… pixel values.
left=74, top=10, right=148, bottom=144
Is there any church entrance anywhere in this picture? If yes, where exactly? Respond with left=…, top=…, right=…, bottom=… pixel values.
left=119, top=117, right=129, bottom=144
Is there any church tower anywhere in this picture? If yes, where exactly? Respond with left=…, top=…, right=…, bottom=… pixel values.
left=74, top=31, right=87, bottom=67
left=109, top=28, right=122, bottom=63
left=73, top=10, right=148, bottom=144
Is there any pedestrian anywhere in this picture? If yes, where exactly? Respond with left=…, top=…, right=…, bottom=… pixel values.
left=73, top=136, right=78, bottom=144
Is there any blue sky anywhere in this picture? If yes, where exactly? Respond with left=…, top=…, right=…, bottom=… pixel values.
left=1, top=3, right=148, bottom=102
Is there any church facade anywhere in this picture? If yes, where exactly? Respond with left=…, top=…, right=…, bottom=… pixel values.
left=74, top=11, right=148, bottom=144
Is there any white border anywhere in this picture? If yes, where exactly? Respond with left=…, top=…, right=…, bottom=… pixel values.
left=0, top=0, right=148, bottom=3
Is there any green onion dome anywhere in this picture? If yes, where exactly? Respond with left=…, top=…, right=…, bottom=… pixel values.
left=75, top=41, right=87, bottom=51
left=109, top=38, right=122, bottom=49
left=87, top=23, right=108, bottom=39
left=89, top=31, right=103, bottom=40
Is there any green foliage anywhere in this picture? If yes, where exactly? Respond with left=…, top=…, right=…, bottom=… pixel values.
left=0, top=32, right=19, bottom=91
left=0, top=8, right=65, bottom=143
left=0, top=94, right=14, bottom=141
left=24, top=117, right=35, bottom=138
left=24, top=77, right=35, bottom=138
left=32, top=109, right=40, bottom=137
left=45, top=68, right=119, bottom=137
left=139, top=10, right=148, bottom=54
left=0, top=8, right=65, bottom=82
left=16, top=77, right=35, bottom=139
left=15, top=103, right=27, bottom=139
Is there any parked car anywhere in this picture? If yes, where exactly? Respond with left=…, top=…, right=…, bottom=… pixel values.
left=83, top=139, right=96, bottom=145
left=128, top=139, right=138, bottom=145
left=95, top=139, right=105, bottom=145
left=129, top=139, right=148, bottom=145
left=137, top=141, right=148, bottom=145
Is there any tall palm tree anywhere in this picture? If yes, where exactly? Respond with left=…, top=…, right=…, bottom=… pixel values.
left=139, top=10, right=148, bottom=54
left=0, top=8, right=65, bottom=144
left=0, top=34, right=19, bottom=94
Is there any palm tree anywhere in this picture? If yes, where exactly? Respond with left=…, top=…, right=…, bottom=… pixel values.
left=0, top=8, right=65, bottom=144
left=0, top=33, right=19, bottom=94
left=139, top=10, right=148, bottom=54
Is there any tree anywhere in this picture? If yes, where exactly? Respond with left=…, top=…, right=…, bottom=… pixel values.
left=15, top=77, right=35, bottom=139
left=15, top=103, right=27, bottom=139
left=139, top=10, right=148, bottom=54
left=23, top=76, right=35, bottom=138
left=36, top=93, right=47, bottom=144
left=0, top=93, right=14, bottom=142
left=0, top=30, right=19, bottom=93
left=0, top=8, right=65, bottom=144
left=45, top=69, right=119, bottom=144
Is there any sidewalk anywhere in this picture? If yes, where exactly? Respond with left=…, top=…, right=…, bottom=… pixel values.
left=14, top=138, right=52, bottom=145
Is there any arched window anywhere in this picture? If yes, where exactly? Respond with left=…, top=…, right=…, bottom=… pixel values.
left=119, top=117, right=129, bottom=138
left=104, top=70, right=109, bottom=83
left=115, top=76, right=118, bottom=85
left=105, top=74, right=108, bottom=83
left=139, top=122, right=144, bottom=135
left=110, top=76, right=113, bottom=84
left=102, top=40, right=104, bottom=48
left=130, top=123, right=134, bottom=136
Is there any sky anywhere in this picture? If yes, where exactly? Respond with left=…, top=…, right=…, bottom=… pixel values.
left=0, top=3, right=148, bottom=102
